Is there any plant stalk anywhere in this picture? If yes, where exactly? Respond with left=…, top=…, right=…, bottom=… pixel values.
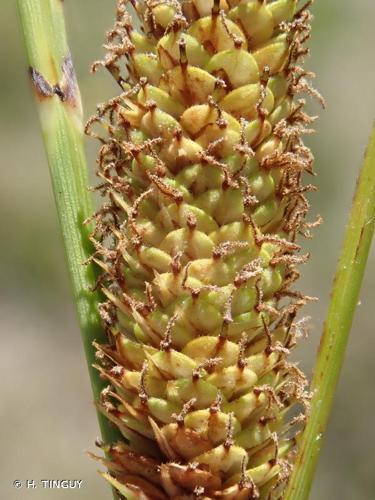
left=17, top=0, right=121, bottom=447
left=285, top=122, right=375, bottom=499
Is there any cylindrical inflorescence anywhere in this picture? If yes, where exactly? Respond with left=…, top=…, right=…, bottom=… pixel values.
left=86, top=1, right=321, bottom=498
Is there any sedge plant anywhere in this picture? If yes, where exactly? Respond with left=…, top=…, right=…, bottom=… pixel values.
left=18, top=1, right=375, bottom=499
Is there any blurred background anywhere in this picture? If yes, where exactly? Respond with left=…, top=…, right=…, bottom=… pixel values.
left=1, top=1, right=374, bottom=498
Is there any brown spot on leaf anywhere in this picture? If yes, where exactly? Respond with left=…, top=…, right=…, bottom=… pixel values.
left=354, top=224, right=366, bottom=262
left=29, top=67, right=54, bottom=99
left=60, top=54, right=79, bottom=107
left=29, top=53, right=79, bottom=107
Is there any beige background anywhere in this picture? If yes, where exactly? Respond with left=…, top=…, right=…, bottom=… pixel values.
left=1, top=1, right=374, bottom=498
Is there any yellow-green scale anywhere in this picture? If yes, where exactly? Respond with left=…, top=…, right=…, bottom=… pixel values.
left=91, top=1, right=314, bottom=498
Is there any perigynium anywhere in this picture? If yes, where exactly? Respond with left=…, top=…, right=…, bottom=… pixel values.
left=86, top=1, right=322, bottom=498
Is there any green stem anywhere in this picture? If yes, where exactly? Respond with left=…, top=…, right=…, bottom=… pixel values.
left=17, top=0, right=121, bottom=447
left=285, top=122, right=375, bottom=500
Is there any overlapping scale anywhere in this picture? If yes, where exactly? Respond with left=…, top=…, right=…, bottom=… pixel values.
left=87, top=1, right=321, bottom=498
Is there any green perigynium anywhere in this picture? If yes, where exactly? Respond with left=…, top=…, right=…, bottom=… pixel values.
left=86, top=1, right=321, bottom=498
